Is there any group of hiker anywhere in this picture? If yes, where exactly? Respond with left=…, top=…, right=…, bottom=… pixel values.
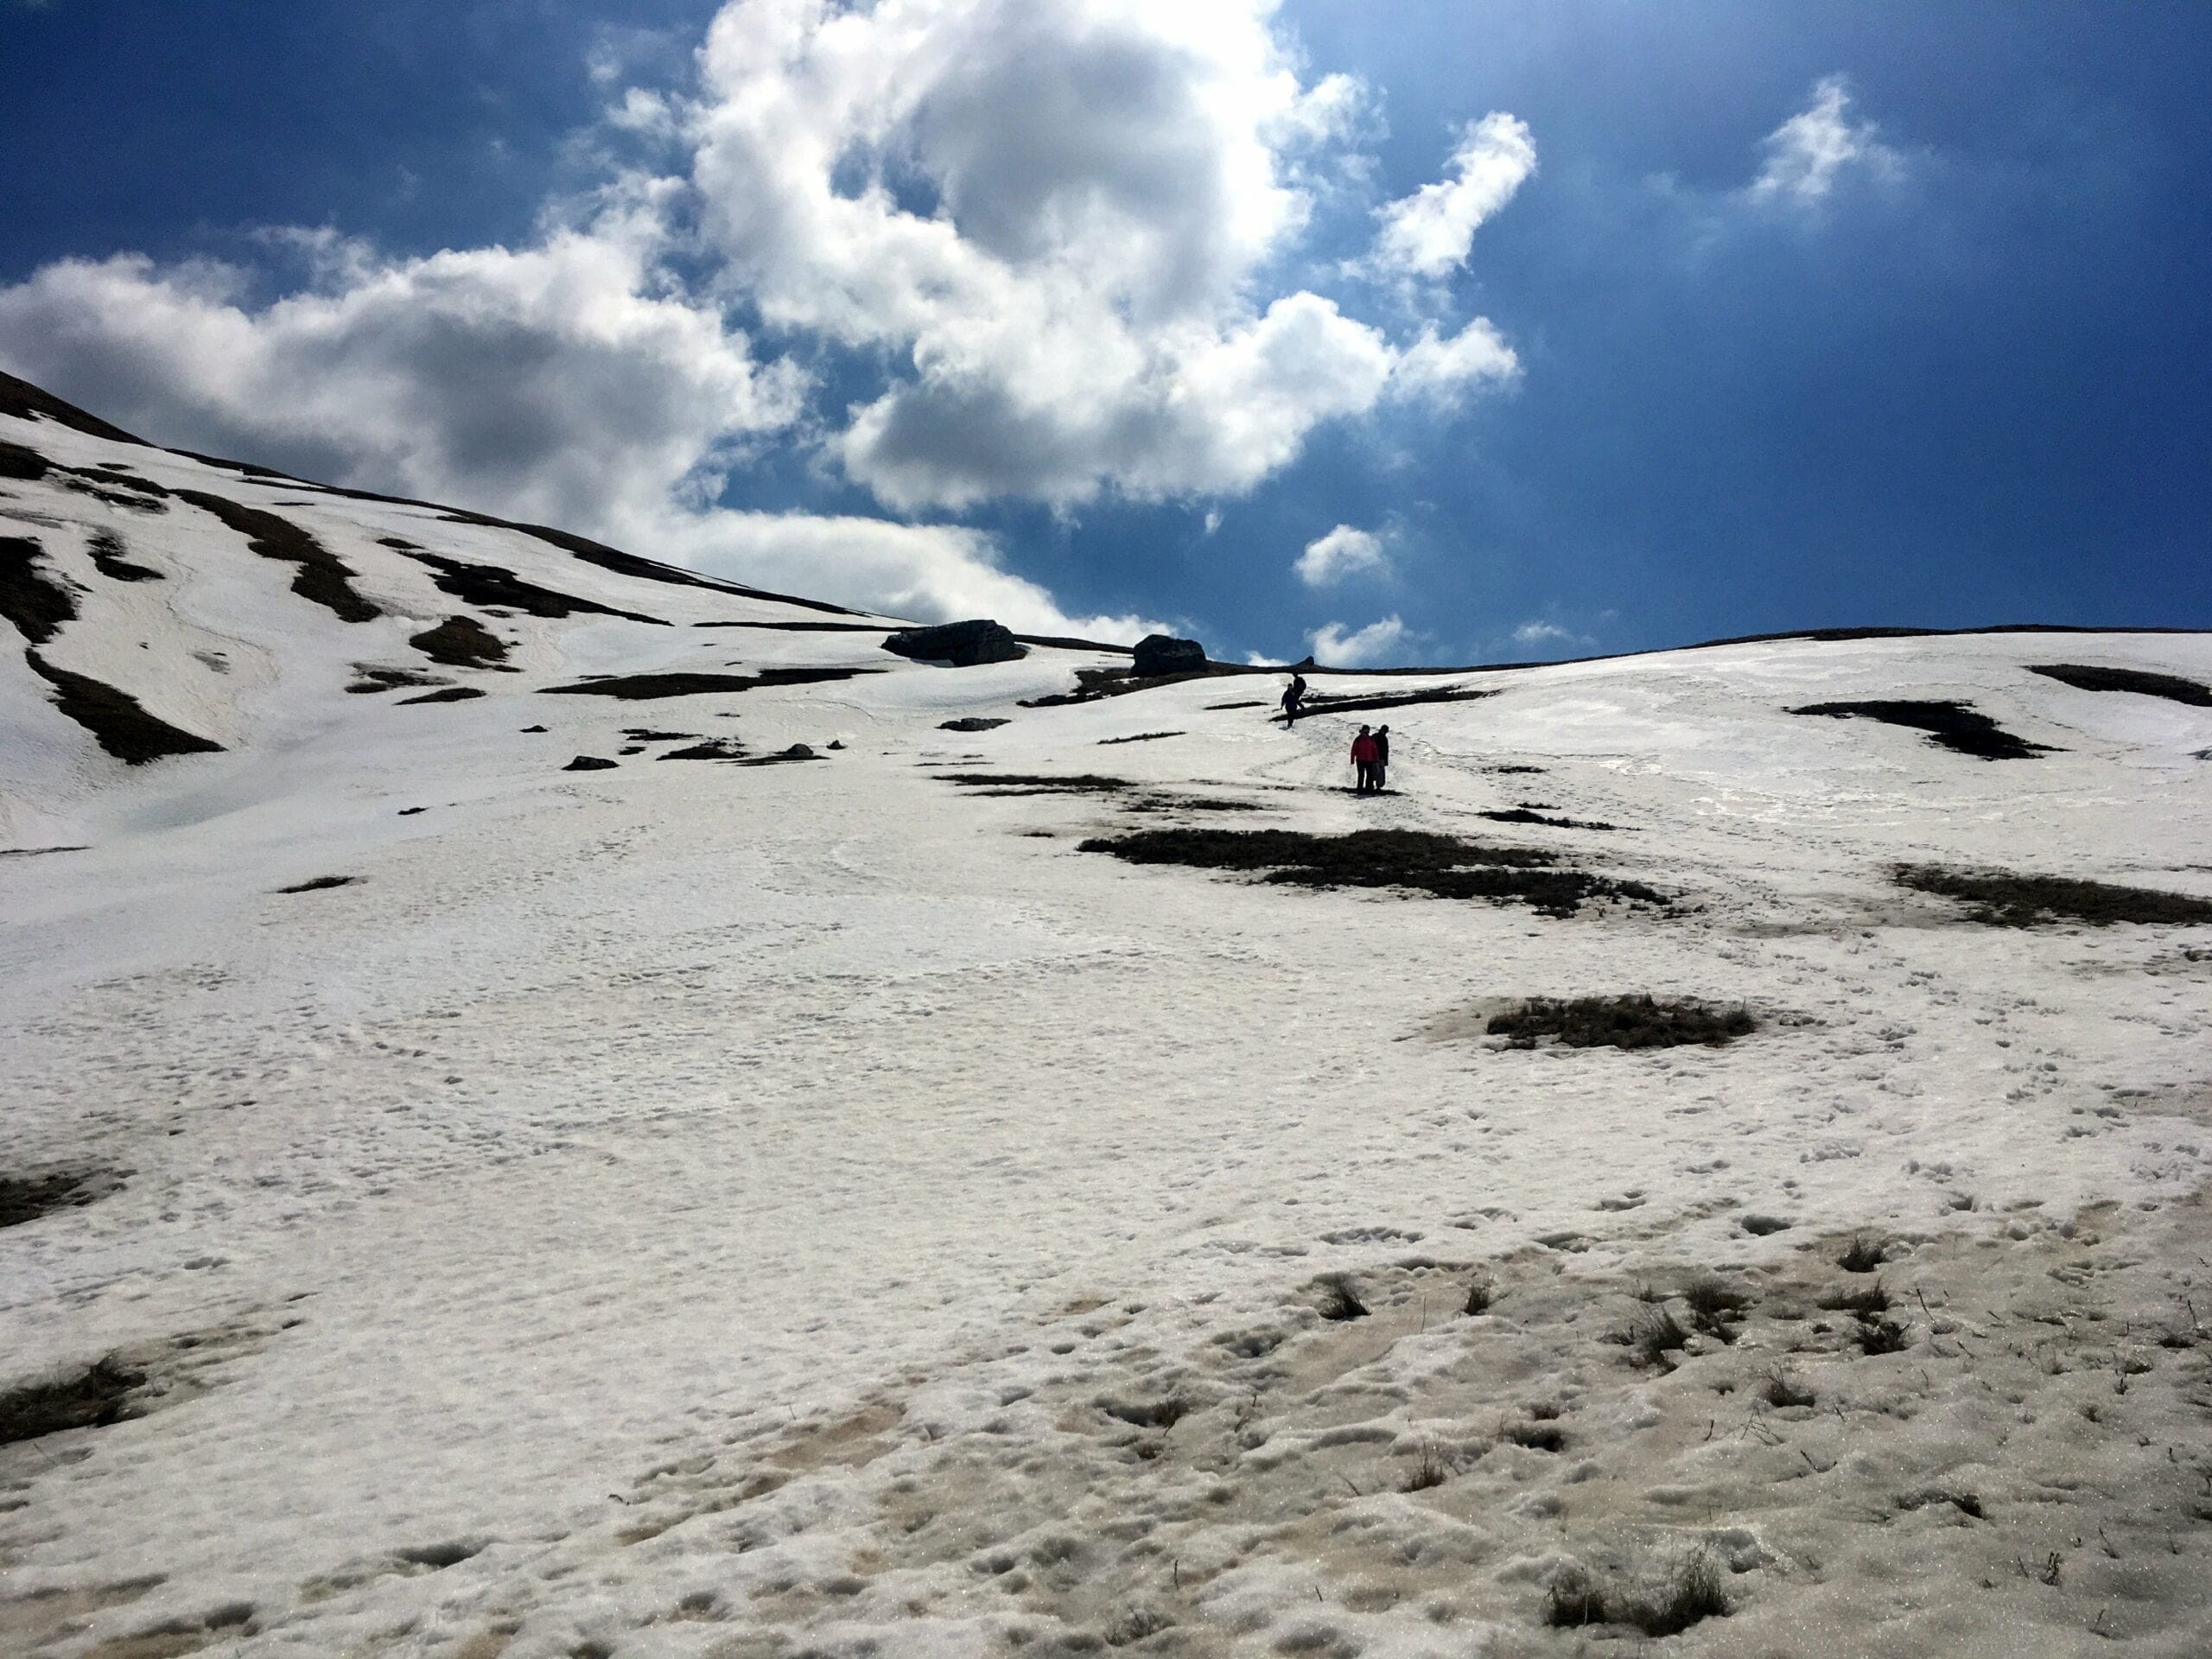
left=1278, top=671, right=1393, bottom=794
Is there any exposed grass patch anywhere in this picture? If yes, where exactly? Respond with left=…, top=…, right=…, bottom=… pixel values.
left=943, top=772, right=1134, bottom=795
left=2029, top=663, right=2212, bottom=707
left=1486, top=995, right=1753, bottom=1050
left=346, top=664, right=446, bottom=695
left=1629, top=1307, right=1690, bottom=1367
left=1840, top=1236, right=1886, bottom=1274
left=1293, top=684, right=1494, bottom=721
left=1462, top=1278, right=1495, bottom=1316
left=1546, top=1554, right=1728, bottom=1637
left=0, top=1358, right=145, bottom=1445
left=1855, top=1316, right=1912, bottom=1355
left=0, top=1171, right=110, bottom=1229
left=398, top=550, right=664, bottom=626
left=1896, top=864, right=2212, bottom=927
left=543, top=668, right=873, bottom=700
left=0, top=535, right=77, bottom=644
left=1503, top=1420, right=1567, bottom=1452
left=174, top=491, right=378, bottom=623
left=1682, top=1274, right=1753, bottom=1339
left=86, top=530, right=162, bottom=582
left=410, top=615, right=509, bottom=669
left=1314, top=1274, right=1370, bottom=1322
left=1761, top=1369, right=1815, bottom=1409
left=1078, top=827, right=1663, bottom=918
left=1400, top=1444, right=1456, bottom=1491
left=1790, top=699, right=2054, bottom=760
left=23, top=651, right=224, bottom=763
left=1478, top=809, right=1620, bottom=831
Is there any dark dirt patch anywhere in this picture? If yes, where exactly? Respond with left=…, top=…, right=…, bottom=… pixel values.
left=87, top=531, right=162, bottom=582
left=276, top=875, right=357, bottom=894
left=2029, top=662, right=2212, bottom=707
left=0, top=438, right=50, bottom=480
left=1486, top=995, right=1754, bottom=1050
left=1205, top=699, right=1268, bottom=710
left=0, top=845, right=89, bottom=856
left=63, top=474, right=169, bottom=512
left=1294, top=685, right=1495, bottom=721
left=23, top=652, right=225, bottom=763
left=941, top=772, right=1134, bottom=795
left=622, top=728, right=697, bottom=741
left=1079, top=827, right=1664, bottom=918
left=1741, top=1215, right=1794, bottom=1236
left=397, top=550, right=664, bottom=626
left=397, top=686, right=485, bottom=705
left=1478, top=809, right=1620, bottom=831
left=542, top=667, right=874, bottom=701
left=1120, top=796, right=1263, bottom=813
left=1790, top=699, right=2054, bottom=760
left=0, top=1358, right=146, bottom=1444
left=0, top=536, right=77, bottom=644
left=174, top=491, right=378, bottom=623
left=1896, top=864, right=2212, bottom=927
left=0, top=1170, right=112, bottom=1229
left=1100, top=730, right=1183, bottom=745
left=410, top=615, right=509, bottom=669
left=939, top=717, right=1009, bottom=732
left=1490, top=763, right=1546, bottom=775
left=346, top=664, right=446, bottom=694
left=564, top=755, right=619, bottom=771
left=658, top=739, right=747, bottom=760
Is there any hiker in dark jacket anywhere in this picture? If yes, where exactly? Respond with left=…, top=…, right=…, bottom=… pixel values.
left=1350, top=725, right=1379, bottom=793
left=1281, top=672, right=1306, bottom=722
left=1370, top=725, right=1390, bottom=791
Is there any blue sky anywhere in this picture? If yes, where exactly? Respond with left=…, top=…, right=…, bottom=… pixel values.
left=2, top=1, right=2205, bottom=662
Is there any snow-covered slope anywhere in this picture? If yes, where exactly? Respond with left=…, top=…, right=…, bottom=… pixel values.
left=3, top=378, right=2211, bottom=1659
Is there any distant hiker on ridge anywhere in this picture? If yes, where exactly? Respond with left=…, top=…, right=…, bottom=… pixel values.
left=1281, top=671, right=1306, bottom=723
left=1351, top=725, right=1380, bottom=795
left=1371, top=725, right=1390, bottom=792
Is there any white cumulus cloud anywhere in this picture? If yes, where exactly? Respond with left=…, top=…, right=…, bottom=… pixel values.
left=1745, top=76, right=1903, bottom=206
left=1294, top=524, right=1387, bottom=587
left=1308, top=614, right=1408, bottom=668
left=1372, top=111, right=1536, bottom=279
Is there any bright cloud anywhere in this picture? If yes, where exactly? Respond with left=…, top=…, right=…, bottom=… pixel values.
left=1308, top=613, right=1408, bottom=667
left=1746, top=76, right=1903, bottom=206
left=690, top=0, right=1521, bottom=509
left=1294, top=524, right=1387, bottom=586
left=0, top=0, right=1534, bottom=628
left=1372, top=111, right=1536, bottom=279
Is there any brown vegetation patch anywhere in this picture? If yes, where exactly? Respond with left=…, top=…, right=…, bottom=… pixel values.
left=399, top=550, right=664, bottom=625
left=1079, top=826, right=1664, bottom=917
left=1790, top=699, right=2054, bottom=760
left=0, top=1358, right=145, bottom=1445
left=543, top=667, right=874, bottom=700
left=87, top=531, right=162, bottom=582
left=1897, top=864, right=2212, bottom=927
left=410, top=615, right=509, bottom=669
left=0, top=535, right=77, bottom=643
left=23, top=652, right=224, bottom=763
left=174, top=491, right=379, bottom=622
left=1486, top=995, right=1755, bottom=1049
left=2028, top=662, right=2212, bottom=707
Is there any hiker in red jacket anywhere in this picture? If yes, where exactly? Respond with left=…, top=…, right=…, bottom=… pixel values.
left=1350, top=725, right=1380, bottom=794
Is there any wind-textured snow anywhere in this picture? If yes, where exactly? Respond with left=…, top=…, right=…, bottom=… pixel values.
left=3, top=391, right=2211, bottom=1659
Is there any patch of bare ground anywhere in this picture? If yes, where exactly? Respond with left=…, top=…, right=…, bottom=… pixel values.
left=0, top=1168, right=118, bottom=1228
left=1484, top=995, right=1757, bottom=1050
left=1897, top=863, right=2212, bottom=927
left=410, top=614, right=510, bottom=669
left=1478, top=807, right=1622, bottom=830
left=173, top=491, right=379, bottom=623
left=2029, top=662, right=2212, bottom=706
left=276, top=875, right=358, bottom=893
left=346, top=664, right=448, bottom=694
left=601, top=1192, right=2212, bottom=1655
left=22, top=652, right=225, bottom=763
left=939, top=772, right=1135, bottom=796
left=396, top=685, right=486, bottom=704
left=1078, top=827, right=1667, bottom=918
left=0, top=1359, right=146, bottom=1445
left=1790, top=698, right=2056, bottom=760
left=398, top=550, right=665, bottom=626
left=1099, top=730, right=1184, bottom=744
left=0, top=534, right=77, bottom=644
left=542, top=667, right=875, bottom=700
left=1293, top=684, right=1496, bottom=720
left=87, top=530, right=162, bottom=582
